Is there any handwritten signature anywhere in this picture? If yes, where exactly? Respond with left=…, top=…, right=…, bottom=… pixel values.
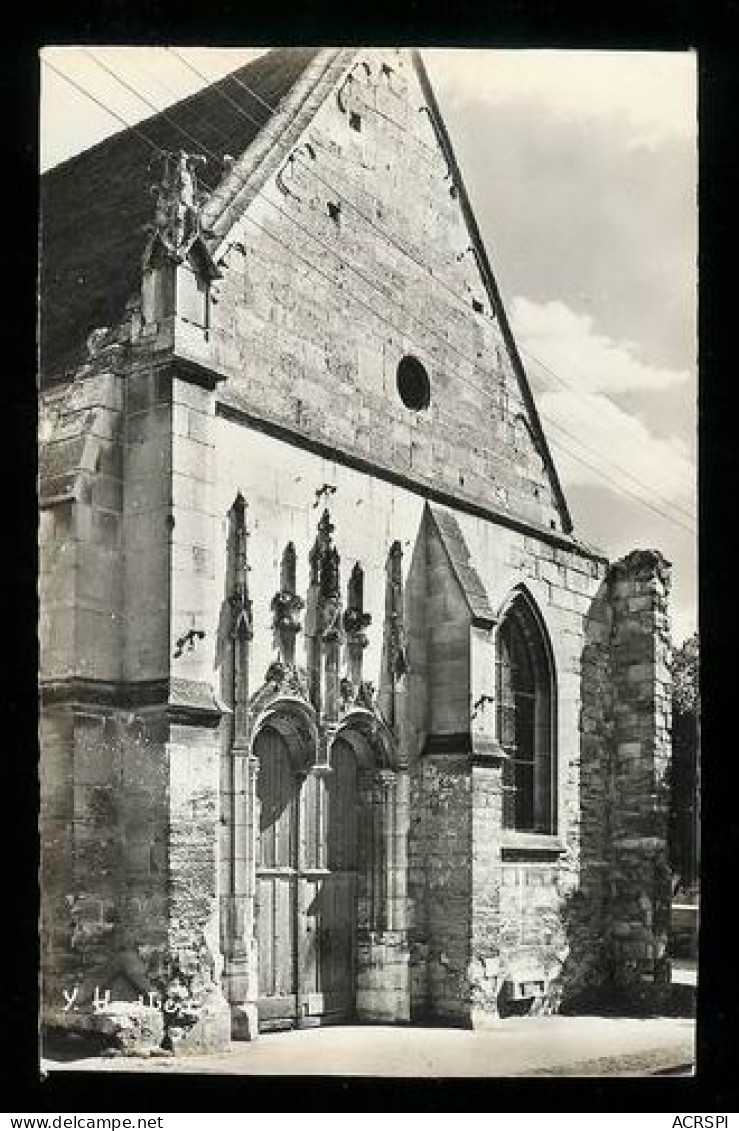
left=62, top=986, right=188, bottom=1013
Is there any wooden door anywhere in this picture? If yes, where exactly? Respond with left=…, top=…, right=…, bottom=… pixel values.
left=255, top=730, right=360, bottom=1029
left=255, top=729, right=300, bottom=1028
left=302, top=740, right=358, bottom=1023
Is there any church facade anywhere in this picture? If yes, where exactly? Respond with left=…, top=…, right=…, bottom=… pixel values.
left=39, top=48, right=673, bottom=1052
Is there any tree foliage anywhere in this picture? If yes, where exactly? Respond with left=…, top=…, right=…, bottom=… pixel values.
left=669, top=632, right=699, bottom=894
left=672, top=632, right=699, bottom=716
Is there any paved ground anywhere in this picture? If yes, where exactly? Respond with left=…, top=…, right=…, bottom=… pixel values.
left=42, top=1015, right=695, bottom=1078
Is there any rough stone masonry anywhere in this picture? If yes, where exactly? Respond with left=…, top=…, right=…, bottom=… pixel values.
left=39, top=47, right=673, bottom=1053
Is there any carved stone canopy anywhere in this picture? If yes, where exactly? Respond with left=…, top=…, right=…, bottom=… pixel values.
left=333, top=705, right=400, bottom=772
left=145, top=150, right=220, bottom=280
left=308, top=509, right=342, bottom=608
left=340, top=678, right=376, bottom=713
left=321, top=546, right=341, bottom=601
left=271, top=590, right=305, bottom=635
left=343, top=607, right=372, bottom=638
left=320, top=596, right=344, bottom=643
left=254, top=661, right=310, bottom=707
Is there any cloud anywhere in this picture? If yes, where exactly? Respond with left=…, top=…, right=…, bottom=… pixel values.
left=505, top=297, right=695, bottom=519
left=510, top=295, right=691, bottom=395
left=537, top=386, right=696, bottom=518
left=423, top=49, right=696, bottom=148
left=435, top=91, right=696, bottom=376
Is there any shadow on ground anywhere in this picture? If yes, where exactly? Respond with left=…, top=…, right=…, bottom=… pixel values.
left=559, top=981, right=695, bottom=1018
left=42, top=1029, right=123, bottom=1063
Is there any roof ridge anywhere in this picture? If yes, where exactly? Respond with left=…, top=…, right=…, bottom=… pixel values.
left=201, top=48, right=349, bottom=240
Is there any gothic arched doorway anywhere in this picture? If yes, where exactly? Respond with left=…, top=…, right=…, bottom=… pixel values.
left=254, top=728, right=363, bottom=1029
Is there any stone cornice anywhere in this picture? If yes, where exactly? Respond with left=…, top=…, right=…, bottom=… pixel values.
left=501, top=833, right=567, bottom=860
left=170, top=356, right=227, bottom=392
left=422, top=733, right=509, bottom=763
left=40, top=677, right=223, bottom=726
left=215, top=397, right=608, bottom=564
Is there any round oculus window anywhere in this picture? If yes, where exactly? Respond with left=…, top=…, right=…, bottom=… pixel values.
left=396, top=355, right=431, bottom=411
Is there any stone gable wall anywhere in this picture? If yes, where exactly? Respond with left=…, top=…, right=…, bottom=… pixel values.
left=175, top=48, right=565, bottom=535
left=559, top=550, right=673, bottom=1002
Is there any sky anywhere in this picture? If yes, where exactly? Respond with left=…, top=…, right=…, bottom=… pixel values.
left=39, top=47, right=698, bottom=643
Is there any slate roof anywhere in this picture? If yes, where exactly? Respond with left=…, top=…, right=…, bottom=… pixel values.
left=39, top=48, right=321, bottom=382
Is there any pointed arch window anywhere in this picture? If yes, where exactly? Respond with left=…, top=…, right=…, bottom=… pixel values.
left=495, top=592, right=556, bottom=834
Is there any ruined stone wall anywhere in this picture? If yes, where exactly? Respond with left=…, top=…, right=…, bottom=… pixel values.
left=563, top=579, right=613, bottom=994
left=561, top=550, right=673, bottom=1003
left=407, top=763, right=429, bottom=1015
left=498, top=860, right=568, bottom=1013
left=607, top=551, right=673, bottom=983
left=40, top=700, right=227, bottom=1049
